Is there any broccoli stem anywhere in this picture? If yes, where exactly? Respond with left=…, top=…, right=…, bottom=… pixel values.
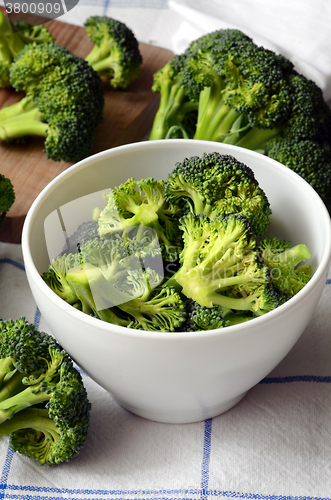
left=194, top=77, right=240, bottom=142
left=0, top=357, right=15, bottom=387
left=149, top=81, right=197, bottom=140
left=88, top=56, right=117, bottom=76
left=0, top=369, right=25, bottom=403
left=206, top=290, right=264, bottom=312
left=275, top=243, right=311, bottom=267
left=0, top=383, right=52, bottom=424
left=0, top=407, right=60, bottom=443
left=0, top=348, right=65, bottom=424
left=0, top=95, right=36, bottom=120
left=0, top=95, right=48, bottom=140
left=66, top=264, right=131, bottom=326
left=234, top=124, right=282, bottom=151
left=85, top=44, right=109, bottom=67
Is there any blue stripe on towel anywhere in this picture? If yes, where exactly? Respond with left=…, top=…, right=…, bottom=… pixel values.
left=200, top=418, right=212, bottom=500
left=261, top=375, right=331, bottom=384
left=0, top=447, right=14, bottom=499
left=0, top=258, right=25, bottom=271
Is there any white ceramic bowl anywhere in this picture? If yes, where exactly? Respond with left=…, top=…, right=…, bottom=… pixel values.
left=22, top=140, right=331, bottom=424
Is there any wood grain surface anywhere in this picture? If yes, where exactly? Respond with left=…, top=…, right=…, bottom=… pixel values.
left=0, top=10, right=173, bottom=243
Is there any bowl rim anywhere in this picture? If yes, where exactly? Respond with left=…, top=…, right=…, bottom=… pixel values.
left=21, top=139, right=331, bottom=340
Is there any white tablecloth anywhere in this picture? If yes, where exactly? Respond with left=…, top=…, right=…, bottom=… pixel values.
left=1, top=1, right=331, bottom=498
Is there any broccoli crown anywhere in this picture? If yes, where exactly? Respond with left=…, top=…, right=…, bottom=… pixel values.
left=173, top=213, right=277, bottom=315
left=97, top=177, right=183, bottom=260
left=149, top=29, right=331, bottom=205
left=278, top=73, right=331, bottom=143
left=0, top=41, right=104, bottom=162
left=0, top=12, right=54, bottom=88
left=259, top=237, right=312, bottom=297
left=267, top=138, right=331, bottom=203
left=42, top=253, right=81, bottom=307
left=0, top=173, right=15, bottom=215
left=84, top=15, right=142, bottom=89
left=181, top=29, right=293, bottom=128
left=0, top=318, right=91, bottom=466
left=165, top=152, right=271, bottom=236
left=150, top=29, right=294, bottom=143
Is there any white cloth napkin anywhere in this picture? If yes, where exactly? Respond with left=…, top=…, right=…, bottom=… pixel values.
left=168, top=0, right=331, bottom=101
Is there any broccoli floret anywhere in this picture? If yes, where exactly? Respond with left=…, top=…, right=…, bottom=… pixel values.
left=43, top=231, right=186, bottom=331
left=43, top=240, right=132, bottom=326
left=165, top=152, right=271, bottom=236
left=150, top=29, right=293, bottom=143
left=266, top=139, right=331, bottom=205
left=0, top=41, right=104, bottom=162
left=95, top=177, right=183, bottom=261
left=0, top=318, right=91, bottom=466
left=259, top=237, right=312, bottom=298
left=42, top=253, right=82, bottom=307
left=0, top=11, right=54, bottom=88
left=115, top=268, right=186, bottom=331
left=43, top=232, right=167, bottom=328
left=172, top=213, right=277, bottom=316
left=237, top=72, right=331, bottom=152
left=59, top=220, right=100, bottom=256
left=149, top=55, right=199, bottom=139
left=184, top=300, right=253, bottom=331
left=0, top=173, right=15, bottom=229
left=84, top=15, right=142, bottom=89
left=150, top=29, right=331, bottom=204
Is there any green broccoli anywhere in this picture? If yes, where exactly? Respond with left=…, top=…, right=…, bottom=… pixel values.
left=94, top=177, right=183, bottom=261
left=150, top=29, right=293, bottom=143
left=43, top=239, right=132, bottom=326
left=170, top=213, right=277, bottom=316
left=43, top=233, right=185, bottom=332
left=0, top=173, right=15, bottom=229
left=0, top=41, right=104, bottom=162
left=114, top=268, right=186, bottom=331
left=258, top=237, right=312, bottom=298
left=0, top=317, right=91, bottom=466
left=0, top=11, right=54, bottom=88
left=184, top=300, right=253, bottom=331
left=266, top=139, right=331, bottom=204
left=165, top=152, right=271, bottom=237
left=84, top=15, right=142, bottom=89
left=149, top=29, right=331, bottom=205
left=149, top=54, right=199, bottom=139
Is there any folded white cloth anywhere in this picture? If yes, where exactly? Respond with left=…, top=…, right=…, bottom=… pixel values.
left=169, top=0, right=331, bottom=101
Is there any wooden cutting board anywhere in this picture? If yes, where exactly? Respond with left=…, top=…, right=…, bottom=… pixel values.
left=0, top=9, right=173, bottom=243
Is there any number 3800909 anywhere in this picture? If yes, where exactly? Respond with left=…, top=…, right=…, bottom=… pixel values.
left=5, top=2, right=61, bottom=14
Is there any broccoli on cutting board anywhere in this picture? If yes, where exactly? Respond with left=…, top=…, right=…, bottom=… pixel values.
left=84, top=15, right=143, bottom=89
left=0, top=317, right=91, bottom=466
left=0, top=10, right=54, bottom=88
left=0, top=41, right=105, bottom=162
